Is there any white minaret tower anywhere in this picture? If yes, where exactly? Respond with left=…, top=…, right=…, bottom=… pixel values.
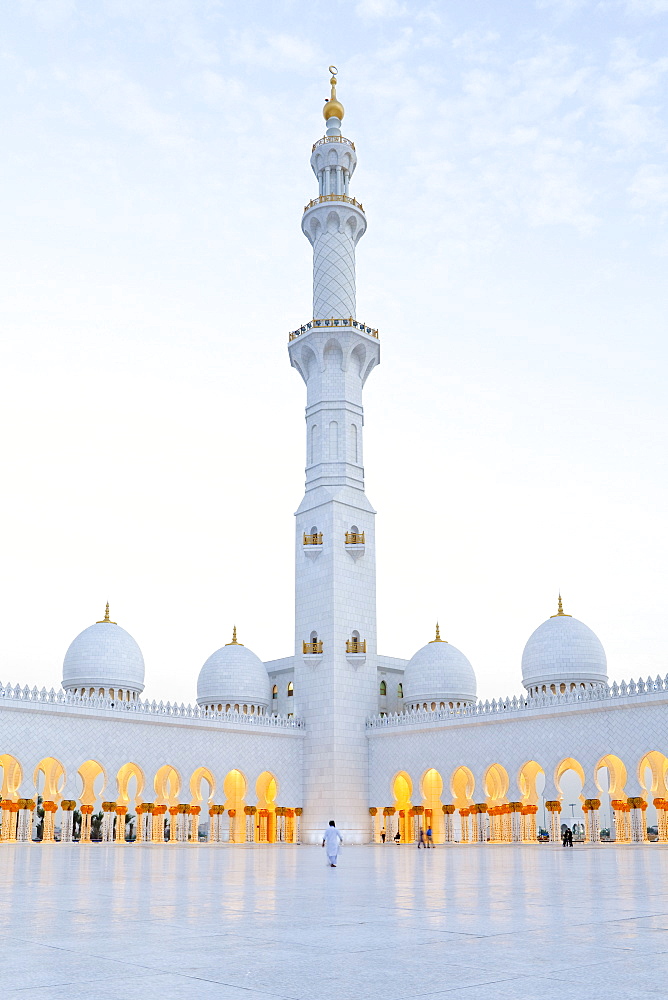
left=288, top=67, right=380, bottom=844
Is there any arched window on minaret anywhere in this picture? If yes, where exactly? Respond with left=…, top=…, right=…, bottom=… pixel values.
left=272, top=685, right=278, bottom=699
left=350, top=423, right=358, bottom=463
left=287, top=682, right=294, bottom=698
left=397, top=683, right=403, bottom=699
left=328, top=420, right=338, bottom=460
left=310, top=424, right=318, bottom=464
left=379, top=680, right=387, bottom=696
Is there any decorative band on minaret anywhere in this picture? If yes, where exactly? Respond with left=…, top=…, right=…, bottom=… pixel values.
left=302, top=66, right=366, bottom=319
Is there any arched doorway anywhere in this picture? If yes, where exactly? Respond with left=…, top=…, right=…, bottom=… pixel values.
left=256, top=771, right=278, bottom=843
left=595, top=754, right=628, bottom=841
left=556, top=757, right=586, bottom=841
left=421, top=768, right=443, bottom=843
left=518, top=760, right=545, bottom=840
left=77, top=760, right=106, bottom=842
left=0, top=754, right=22, bottom=842
left=116, top=762, right=145, bottom=842
left=392, top=771, right=412, bottom=843
left=484, top=763, right=509, bottom=842
left=638, top=751, right=668, bottom=841
left=223, top=769, right=246, bottom=843
left=450, top=765, right=474, bottom=842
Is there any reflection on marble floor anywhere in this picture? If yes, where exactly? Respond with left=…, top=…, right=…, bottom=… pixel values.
left=1, top=843, right=668, bottom=1000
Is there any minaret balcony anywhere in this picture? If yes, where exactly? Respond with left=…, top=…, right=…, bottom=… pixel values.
left=303, top=193, right=364, bottom=214
left=289, top=318, right=379, bottom=342
left=312, top=135, right=356, bottom=152
left=345, top=531, right=365, bottom=544
left=303, top=532, right=323, bottom=545
left=346, top=639, right=366, bottom=654
left=303, top=640, right=323, bottom=655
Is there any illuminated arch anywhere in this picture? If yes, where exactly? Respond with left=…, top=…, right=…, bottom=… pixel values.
left=154, top=765, right=181, bottom=806
left=256, top=771, right=278, bottom=843
left=77, top=759, right=107, bottom=806
left=116, top=762, right=145, bottom=806
left=484, top=763, right=509, bottom=804
left=223, top=769, right=247, bottom=843
left=421, top=768, right=444, bottom=844
left=392, top=771, right=412, bottom=843
left=33, top=757, right=66, bottom=801
left=450, top=765, right=474, bottom=808
left=638, top=751, right=668, bottom=798
left=0, top=754, right=22, bottom=800
left=595, top=754, right=628, bottom=798
left=517, top=760, right=545, bottom=805
left=189, top=766, right=215, bottom=805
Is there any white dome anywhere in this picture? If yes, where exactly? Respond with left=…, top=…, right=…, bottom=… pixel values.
left=63, top=615, right=145, bottom=695
left=522, top=608, right=607, bottom=693
left=197, top=634, right=270, bottom=710
left=403, top=632, right=477, bottom=707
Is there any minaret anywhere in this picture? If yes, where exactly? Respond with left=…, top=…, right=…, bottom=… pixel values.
left=288, top=67, right=380, bottom=844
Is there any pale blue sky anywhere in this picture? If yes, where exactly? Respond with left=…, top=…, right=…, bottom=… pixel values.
left=1, top=0, right=667, bottom=704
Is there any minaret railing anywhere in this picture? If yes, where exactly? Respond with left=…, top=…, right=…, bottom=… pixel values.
left=289, top=318, right=378, bottom=341
left=303, top=193, right=364, bottom=214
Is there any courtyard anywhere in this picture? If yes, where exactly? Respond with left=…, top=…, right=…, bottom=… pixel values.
left=1, top=843, right=667, bottom=1000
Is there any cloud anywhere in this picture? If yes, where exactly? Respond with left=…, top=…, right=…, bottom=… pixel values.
left=18, top=0, right=76, bottom=26
left=623, top=0, right=668, bottom=13
left=355, top=0, right=406, bottom=17
left=629, top=164, right=668, bottom=214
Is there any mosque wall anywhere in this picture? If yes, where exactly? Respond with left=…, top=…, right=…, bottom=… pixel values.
left=0, top=694, right=304, bottom=809
left=367, top=687, right=668, bottom=808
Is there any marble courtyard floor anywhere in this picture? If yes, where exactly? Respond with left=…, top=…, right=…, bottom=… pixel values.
left=1, top=843, right=668, bottom=1000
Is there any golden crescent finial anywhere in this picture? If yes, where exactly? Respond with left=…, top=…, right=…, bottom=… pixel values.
left=323, top=65, right=344, bottom=121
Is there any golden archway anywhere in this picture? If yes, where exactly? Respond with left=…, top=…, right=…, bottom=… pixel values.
left=33, top=756, right=66, bottom=801
left=595, top=754, right=628, bottom=798
left=77, top=759, right=106, bottom=806
left=116, top=762, right=145, bottom=806
left=256, top=771, right=278, bottom=843
left=450, top=765, right=474, bottom=808
left=484, top=763, right=509, bottom=804
left=638, top=751, right=668, bottom=798
left=392, top=771, right=412, bottom=843
left=154, top=765, right=181, bottom=806
left=223, top=769, right=246, bottom=843
left=0, top=753, right=22, bottom=800
left=421, top=768, right=444, bottom=843
left=190, top=766, right=215, bottom=805
left=518, top=760, right=544, bottom=805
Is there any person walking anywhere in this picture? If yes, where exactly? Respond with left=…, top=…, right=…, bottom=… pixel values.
left=426, top=826, right=433, bottom=848
left=380, top=826, right=386, bottom=843
left=322, top=820, right=343, bottom=867
left=562, top=827, right=569, bottom=847
left=567, top=827, right=573, bottom=847
left=418, top=828, right=426, bottom=848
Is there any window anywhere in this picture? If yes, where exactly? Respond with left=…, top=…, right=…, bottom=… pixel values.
left=272, top=685, right=278, bottom=699
left=379, top=680, right=387, bottom=696
left=287, top=682, right=294, bottom=697
left=397, top=683, right=403, bottom=698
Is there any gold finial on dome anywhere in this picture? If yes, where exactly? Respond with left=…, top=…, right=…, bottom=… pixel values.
left=429, top=622, right=447, bottom=643
left=225, top=625, right=243, bottom=646
left=323, top=64, right=345, bottom=121
left=550, top=593, right=572, bottom=618
left=96, top=602, right=117, bottom=624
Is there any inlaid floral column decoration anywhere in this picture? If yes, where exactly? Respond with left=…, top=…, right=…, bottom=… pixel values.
left=275, top=806, right=286, bottom=842
left=244, top=805, right=257, bottom=842
left=41, top=801, right=58, bottom=842
left=545, top=801, right=561, bottom=842
left=189, top=805, right=200, bottom=842
left=60, top=800, right=76, bottom=843
left=294, top=807, right=302, bottom=844
left=442, top=804, right=455, bottom=843
left=1, top=800, right=18, bottom=841
left=135, top=804, right=145, bottom=842
left=101, top=802, right=116, bottom=842
left=413, top=805, right=424, bottom=842
left=368, top=807, right=378, bottom=842
left=628, top=797, right=647, bottom=842
left=383, top=806, right=395, bottom=843
left=474, top=803, right=488, bottom=842
left=509, top=803, right=523, bottom=842
left=208, top=804, right=224, bottom=843
left=80, top=804, right=93, bottom=842
left=228, top=808, right=236, bottom=843
left=611, top=800, right=630, bottom=842
left=583, top=798, right=601, bottom=843
left=114, top=805, right=127, bottom=843
left=151, top=804, right=166, bottom=842
left=654, top=798, right=668, bottom=842
left=488, top=806, right=500, bottom=842
left=16, top=799, right=35, bottom=842
left=459, top=807, right=470, bottom=843
left=501, top=804, right=512, bottom=842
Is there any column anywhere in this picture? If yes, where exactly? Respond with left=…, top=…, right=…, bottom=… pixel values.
left=295, top=808, right=302, bottom=844
left=628, top=797, right=647, bottom=842
left=459, top=808, right=470, bottom=843
left=190, top=806, right=200, bottom=843
left=655, top=798, right=668, bottom=842
left=60, top=800, right=75, bottom=843
left=168, top=807, right=178, bottom=842
left=80, top=805, right=93, bottom=842
left=509, top=803, right=523, bottom=842
left=369, top=807, right=378, bottom=843
left=115, top=807, right=127, bottom=843
left=384, top=808, right=396, bottom=842
left=545, top=801, right=561, bottom=842
left=474, top=804, right=488, bottom=842
left=442, top=805, right=455, bottom=843
left=1, top=801, right=18, bottom=842
left=17, top=799, right=35, bottom=842
left=583, top=798, right=601, bottom=843
left=101, top=803, right=115, bottom=842
left=41, top=801, right=58, bottom=842
left=245, top=806, right=256, bottom=842
left=228, top=809, right=236, bottom=843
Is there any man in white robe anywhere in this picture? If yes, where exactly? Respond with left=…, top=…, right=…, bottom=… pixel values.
left=322, top=820, right=343, bottom=866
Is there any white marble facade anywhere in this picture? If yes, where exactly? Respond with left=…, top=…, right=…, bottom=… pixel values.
left=1, top=70, right=667, bottom=849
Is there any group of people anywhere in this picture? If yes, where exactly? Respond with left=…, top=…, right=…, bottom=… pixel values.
left=378, top=826, right=434, bottom=847
left=562, top=826, right=574, bottom=846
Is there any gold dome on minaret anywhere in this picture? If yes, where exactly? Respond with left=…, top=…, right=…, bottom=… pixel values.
left=323, top=65, right=345, bottom=121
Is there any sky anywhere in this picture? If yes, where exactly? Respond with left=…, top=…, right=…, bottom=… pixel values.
left=1, top=0, right=667, bottom=707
